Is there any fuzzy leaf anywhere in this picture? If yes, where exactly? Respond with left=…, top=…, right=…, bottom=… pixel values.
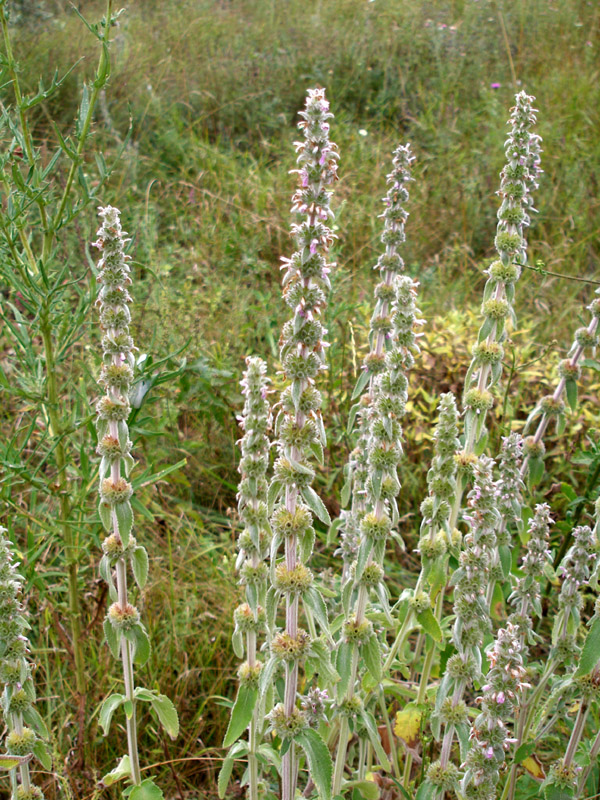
left=303, top=587, right=330, bottom=636
left=99, top=499, right=112, bottom=531
left=302, top=486, right=331, bottom=525
left=352, top=370, right=370, bottom=400
left=358, top=710, right=391, bottom=771
left=115, top=500, right=134, bottom=547
left=232, top=629, right=244, bottom=660
left=99, top=555, right=118, bottom=601
left=354, top=538, right=373, bottom=583
left=416, top=607, right=442, bottom=643
left=129, top=779, right=165, bottom=800
left=528, top=456, right=545, bottom=488
left=565, top=379, right=578, bottom=412
left=0, top=754, right=31, bottom=770
left=103, top=617, right=121, bottom=659
left=344, top=780, right=379, bottom=800
left=499, top=545, right=511, bottom=580
left=346, top=402, right=361, bottom=435
left=102, top=754, right=132, bottom=786
left=295, top=728, right=332, bottom=800
left=360, top=634, right=382, bottom=683
left=99, top=692, right=125, bottom=735
left=267, top=480, right=283, bottom=515
left=574, top=617, right=600, bottom=677
left=32, top=739, right=52, bottom=770
left=130, top=624, right=151, bottom=666
left=218, top=741, right=249, bottom=799
left=513, top=740, right=536, bottom=764
left=223, top=685, right=258, bottom=748
left=336, top=641, right=353, bottom=699
left=543, top=784, right=574, bottom=800
left=149, top=693, right=179, bottom=739
left=415, top=780, right=436, bottom=800
left=131, top=546, right=149, bottom=589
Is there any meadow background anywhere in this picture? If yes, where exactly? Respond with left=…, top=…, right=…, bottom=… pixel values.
left=1, top=0, right=599, bottom=796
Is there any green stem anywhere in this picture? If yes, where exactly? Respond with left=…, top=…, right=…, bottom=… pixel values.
left=333, top=717, right=350, bottom=795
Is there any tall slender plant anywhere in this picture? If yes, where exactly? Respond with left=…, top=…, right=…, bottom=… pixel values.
left=0, top=529, right=51, bottom=800
left=94, top=206, right=178, bottom=797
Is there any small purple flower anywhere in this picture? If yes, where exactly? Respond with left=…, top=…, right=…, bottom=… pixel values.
left=491, top=82, right=501, bottom=90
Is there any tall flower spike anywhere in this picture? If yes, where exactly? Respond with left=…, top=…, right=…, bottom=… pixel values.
left=266, top=88, right=338, bottom=800
left=333, top=146, right=418, bottom=795
left=94, top=206, right=177, bottom=792
left=461, top=92, right=541, bottom=455
left=461, top=623, right=528, bottom=800
left=339, top=145, right=414, bottom=580
left=551, top=525, right=597, bottom=666
left=221, top=357, right=271, bottom=800
left=0, top=531, right=50, bottom=800
left=429, top=457, right=499, bottom=797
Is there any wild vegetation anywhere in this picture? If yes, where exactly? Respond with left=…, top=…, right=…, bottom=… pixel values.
left=0, top=1, right=600, bottom=798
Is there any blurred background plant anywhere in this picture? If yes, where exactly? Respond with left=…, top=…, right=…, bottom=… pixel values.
left=0, top=0, right=599, bottom=796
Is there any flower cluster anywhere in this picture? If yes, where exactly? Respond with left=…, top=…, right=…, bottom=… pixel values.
left=234, top=357, right=271, bottom=638
left=267, top=88, right=338, bottom=800
left=462, top=93, right=540, bottom=449
left=507, top=503, right=552, bottom=643
left=554, top=525, right=597, bottom=657
left=452, top=457, right=500, bottom=654
left=0, top=531, right=47, bottom=800
left=496, top=433, right=525, bottom=534
left=462, top=623, right=528, bottom=800
left=338, top=145, right=415, bottom=579
left=419, top=392, right=459, bottom=553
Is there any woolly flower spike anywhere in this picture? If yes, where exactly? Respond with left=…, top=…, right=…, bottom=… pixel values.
left=496, top=433, right=525, bottom=533
left=420, top=392, right=459, bottom=551
left=462, top=623, right=528, bottom=800
left=462, top=93, right=541, bottom=449
left=0, top=531, right=48, bottom=799
left=508, top=503, right=552, bottom=646
left=338, top=146, right=415, bottom=578
left=94, top=206, right=167, bottom=790
left=452, top=456, right=500, bottom=654
left=223, top=357, right=272, bottom=798
left=268, top=88, right=339, bottom=800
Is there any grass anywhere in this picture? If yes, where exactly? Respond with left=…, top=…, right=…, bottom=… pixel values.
left=1, top=0, right=600, bottom=796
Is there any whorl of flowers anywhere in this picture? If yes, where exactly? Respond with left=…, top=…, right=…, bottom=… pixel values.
left=496, top=433, right=525, bottom=537
left=420, top=393, right=459, bottom=551
left=268, top=88, right=338, bottom=800
left=507, top=503, right=552, bottom=646
left=462, top=92, right=540, bottom=450
left=461, top=623, right=528, bottom=800
left=452, top=457, right=500, bottom=656
left=233, top=356, right=271, bottom=667
left=523, top=288, right=600, bottom=476
left=0, top=531, right=46, bottom=800
left=338, top=145, right=414, bottom=580
left=94, top=205, right=149, bottom=785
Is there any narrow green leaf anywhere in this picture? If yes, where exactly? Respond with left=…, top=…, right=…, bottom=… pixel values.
left=295, top=728, right=333, bottom=800
left=129, top=779, right=165, bottom=800
left=32, top=739, right=52, bottom=770
left=336, top=641, right=353, bottom=699
left=528, top=456, right=545, bottom=488
left=149, top=693, right=180, bottom=739
left=574, top=617, right=600, bottom=677
left=358, top=710, right=391, bottom=772
left=131, top=546, right=149, bottom=589
left=131, top=624, right=151, bottom=666
left=302, top=486, right=331, bottom=525
left=360, top=634, right=382, bottom=683
left=103, top=618, right=121, bottom=659
left=102, top=754, right=131, bottom=786
left=99, top=499, right=112, bottom=531
left=414, top=780, right=436, bottom=800
left=343, top=780, right=379, bottom=800
left=115, top=501, right=133, bottom=547
left=565, top=379, right=578, bottom=413
left=99, top=693, right=125, bottom=735
left=0, top=754, right=31, bottom=770
left=303, top=587, right=329, bottom=636
left=416, top=607, right=442, bottom=643
left=352, top=370, right=370, bottom=401
left=218, top=741, right=248, bottom=798
left=223, top=685, right=258, bottom=748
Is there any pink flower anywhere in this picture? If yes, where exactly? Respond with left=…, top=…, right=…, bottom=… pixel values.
left=496, top=691, right=505, bottom=704
left=491, top=82, right=501, bottom=89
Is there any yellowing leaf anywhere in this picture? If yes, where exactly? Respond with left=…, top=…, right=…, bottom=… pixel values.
left=393, top=704, right=422, bottom=748
left=522, top=755, right=545, bottom=781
